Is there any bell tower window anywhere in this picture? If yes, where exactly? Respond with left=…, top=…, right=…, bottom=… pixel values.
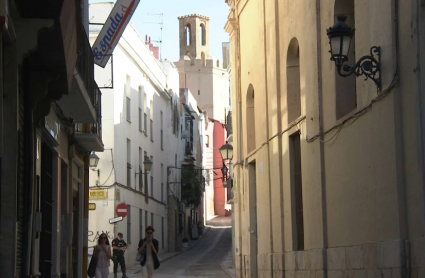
left=186, top=24, right=191, bottom=46
left=200, top=23, right=206, bottom=46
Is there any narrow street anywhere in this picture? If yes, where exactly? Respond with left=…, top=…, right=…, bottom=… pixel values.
left=155, top=227, right=232, bottom=278
left=110, top=217, right=233, bottom=278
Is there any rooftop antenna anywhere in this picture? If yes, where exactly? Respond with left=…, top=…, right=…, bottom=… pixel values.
left=142, top=13, right=164, bottom=60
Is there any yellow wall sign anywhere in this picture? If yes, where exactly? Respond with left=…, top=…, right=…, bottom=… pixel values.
left=88, top=203, right=96, bottom=210
left=89, top=189, right=107, bottom=200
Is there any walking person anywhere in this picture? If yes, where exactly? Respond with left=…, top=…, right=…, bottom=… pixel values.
left=92, top=233, right=112, bottom=278
left=137, top=226, right=160, bottom=278
left=112, top=232, right=128, bottom=278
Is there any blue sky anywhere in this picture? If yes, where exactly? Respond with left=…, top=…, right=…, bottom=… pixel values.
left=89, top=0, right=231, bottom=62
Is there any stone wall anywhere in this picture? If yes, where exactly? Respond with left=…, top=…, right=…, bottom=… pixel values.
left=234, top=239, right=425, bottom=277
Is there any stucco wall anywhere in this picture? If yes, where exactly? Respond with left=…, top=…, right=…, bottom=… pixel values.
left=88, top=3, right=182, bottom=266
left=226, top=0, right=425, bottom=277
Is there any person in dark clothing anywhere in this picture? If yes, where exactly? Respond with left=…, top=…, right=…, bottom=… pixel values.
left=112, top=232, right=128, bottom=278
left=137, top=226, right=160, bottom=277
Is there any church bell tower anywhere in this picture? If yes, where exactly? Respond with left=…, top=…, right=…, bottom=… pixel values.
left=178, top=14, right=210, bottom=60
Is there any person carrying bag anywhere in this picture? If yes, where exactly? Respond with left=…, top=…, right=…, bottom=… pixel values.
left=88, top=233, right=112, bottom=278
left=137, top=226, right=160, bottom=278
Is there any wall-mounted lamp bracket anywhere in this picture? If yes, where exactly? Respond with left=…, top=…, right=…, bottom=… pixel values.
left=336, top=46, right=381, bottom=90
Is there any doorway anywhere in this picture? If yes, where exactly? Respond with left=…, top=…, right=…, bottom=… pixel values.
left=72, top=190, right=79, bottom=277
left=248, top=162, right=257, bottom=278
left=60, top=161, right=68, bottom=277
left=40, top=143, right=54, bottom=278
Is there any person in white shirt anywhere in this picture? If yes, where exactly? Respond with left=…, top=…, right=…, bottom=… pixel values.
left=137, top=226, right=160, bottom=278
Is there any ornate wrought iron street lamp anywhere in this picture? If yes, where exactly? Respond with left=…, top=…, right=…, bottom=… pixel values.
left=327, top=15, right=381, bottom=90
left=143, top=155, right=153, bottom=173
left=89, top=153, right=100, bottom=168
left=219, top=141, right=233, bottom=161
left=134, top=156, right=153, bottom=203
left=89, top=152, right=100, bottom=177
left=219, top=141, right=233, bottom=182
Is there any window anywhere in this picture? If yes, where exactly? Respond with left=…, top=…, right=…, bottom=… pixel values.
left=151, top=176, right=154, bottom=198
left=139, top=108, right=142, bottom=130
left=151, top=212, right=154, bottom=228
left=144, top=93, right=148, bottom=134
left=144, top=113, right=148, bottom=135
left=127, top=139, right=131, bottom=187
left=246, top=84, right=256, bottom=153
left=139, top=209, right=143, bottom=240
left=126, top=97, right=131, bottom=122
left=160, top=111, right=164, bottom=150
left=150, top=100, right=154, bottom=141
left=150, top=156, right=153, bottom=198
left=201, top=52, right=206, bottom=67
left=127, top=205, right=131, bottom=243
left=185, top=24, right=191, bottom=45
left=145, top=211, right=148, bottom=231
left=161, top=217, right=165, bottom=249
left=290, top=133, right=304, bottom=251
left=335, top=0, right=356, bottom=119
left=126, top=75, right=131, bottom=122
left=200, top=23, right=206, bottom=46
left=139, top=86, right=143, bottom=131
left=138, top=148, right=143, bottom=192
left=161, top=164, right=164, bottom=202
left=287, top=38, right=301, bottom=124
left=145, top=153, right=150, bottom=195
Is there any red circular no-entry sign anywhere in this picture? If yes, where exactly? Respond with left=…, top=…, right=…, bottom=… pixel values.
left=116, top=203, right=128, bottom=218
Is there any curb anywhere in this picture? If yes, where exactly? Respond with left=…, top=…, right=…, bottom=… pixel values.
left=220, top=247, right=235, bottom=278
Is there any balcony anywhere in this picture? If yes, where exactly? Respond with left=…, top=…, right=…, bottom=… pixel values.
left=74, top=84, right=104, bottom=152
left=57, top=26, right=98, bottom=123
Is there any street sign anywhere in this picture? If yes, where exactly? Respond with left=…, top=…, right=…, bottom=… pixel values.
left=89, top=189, right=107, bottom=200
left=109, top=216, right=123, bottom=224
left=92, top=0, right=140, bottom=67
left=88, top=203, right=96, bottom=210
left=116, top=203, right=128, bottom=218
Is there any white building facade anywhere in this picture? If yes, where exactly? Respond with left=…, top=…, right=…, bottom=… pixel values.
left=87, top=2, right=182, bottom=269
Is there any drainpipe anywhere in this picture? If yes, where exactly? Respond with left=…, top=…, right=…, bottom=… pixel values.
left=82, top=154, right=90, bottom=277
left=316, top=0, right=328, bottom=276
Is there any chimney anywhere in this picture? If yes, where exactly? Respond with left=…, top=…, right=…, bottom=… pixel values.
left=145, top=35, right=160, bottom=60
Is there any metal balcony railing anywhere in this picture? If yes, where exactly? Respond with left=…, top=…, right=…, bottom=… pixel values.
left=74, top=84, right=102, bottom=139
left=76, top=27, right=96, bottom=107
left=93, top=83, right=102, bottom=139
left=74, top=25, right=102, bottom=139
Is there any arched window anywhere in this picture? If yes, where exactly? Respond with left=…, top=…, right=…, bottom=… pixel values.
left=186, top=24, right=191, bottom=46
left=200, top=23, right=206, bottom=46
left=335, top=0, right=356, bottom=119
left=201, top=52, right=206, bottom=67
left=287, top=38, right=301, bottom=124
left=246, top=84, right=256, bottom=153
